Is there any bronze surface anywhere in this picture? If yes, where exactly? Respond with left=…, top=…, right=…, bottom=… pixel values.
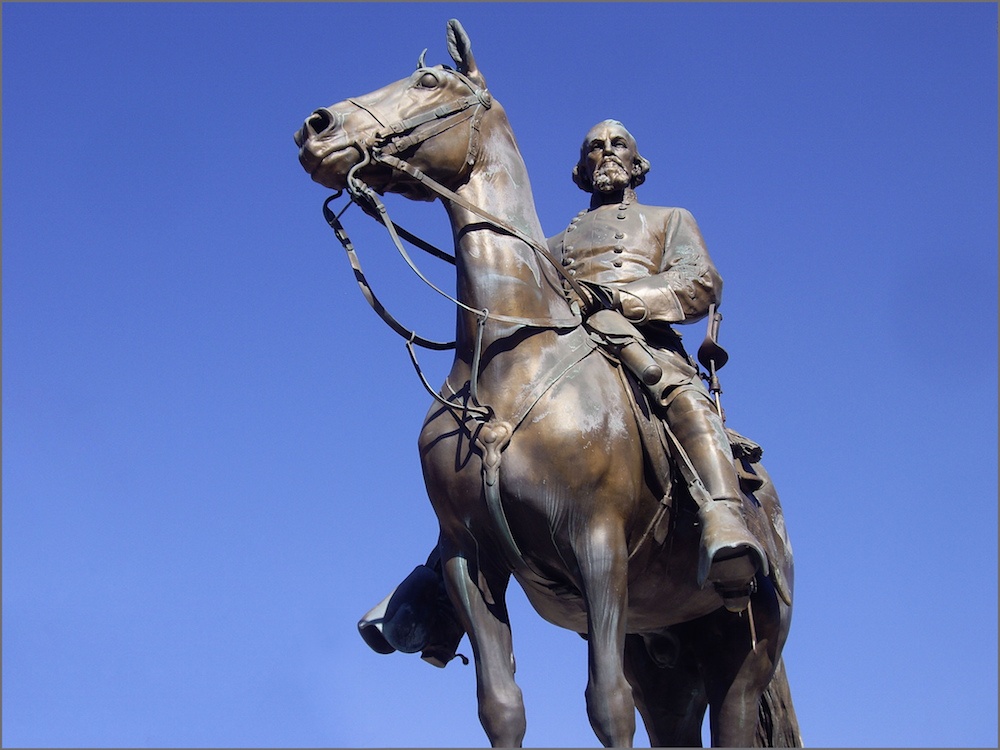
left=295, top=19, right=798, bottom=748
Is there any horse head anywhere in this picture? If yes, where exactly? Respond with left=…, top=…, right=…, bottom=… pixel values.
left=294, top=19, right=493, bottom=202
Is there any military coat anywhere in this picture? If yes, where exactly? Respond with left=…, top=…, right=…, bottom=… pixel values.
left=549, top=200, right=724, bottom=388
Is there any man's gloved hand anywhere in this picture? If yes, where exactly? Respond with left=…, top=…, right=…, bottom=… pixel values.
left=572, top=281, right=620, bottom=315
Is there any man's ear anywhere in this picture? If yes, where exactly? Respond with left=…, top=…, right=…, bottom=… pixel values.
left=631, top=154, right=651, bottom=188
left=446, top=19, right=486, bottom=88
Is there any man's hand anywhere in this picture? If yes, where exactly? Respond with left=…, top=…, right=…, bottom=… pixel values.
left=573, top=281, right=620, bottom=315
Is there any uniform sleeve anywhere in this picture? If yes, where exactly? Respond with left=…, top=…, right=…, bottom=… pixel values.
left=615, top=208, right=723, bottom=325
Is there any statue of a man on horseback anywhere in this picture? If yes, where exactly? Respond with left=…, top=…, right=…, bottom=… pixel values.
left=358, top=119, right=770, bottom=667
left=298, top=19, right=798, bottom=745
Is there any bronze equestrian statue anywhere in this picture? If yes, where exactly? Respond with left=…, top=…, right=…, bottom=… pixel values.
left=294, top=19, right=799, bottom=747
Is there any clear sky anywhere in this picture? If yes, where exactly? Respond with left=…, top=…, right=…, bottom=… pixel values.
left=2, top=2, right=997, bottom=748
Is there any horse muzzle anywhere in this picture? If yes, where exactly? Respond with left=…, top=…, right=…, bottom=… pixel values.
left=294, top=107, right=373, bottom=188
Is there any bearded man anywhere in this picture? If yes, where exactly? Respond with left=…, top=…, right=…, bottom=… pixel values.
left=547, top=119, right=765, bottom=613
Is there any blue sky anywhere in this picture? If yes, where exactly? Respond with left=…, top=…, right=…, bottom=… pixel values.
left=2, top=2, right=997, bottom=747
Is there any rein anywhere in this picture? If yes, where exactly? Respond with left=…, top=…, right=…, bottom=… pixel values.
left=321, top=68, right=587, bottom=411
left=322, top=191, right=493, bottom=419
left=336, top=65, right=590, bottom=315
left=322, top=194, right=455, bottom=351
left=371, top=151, right=591, bottom=305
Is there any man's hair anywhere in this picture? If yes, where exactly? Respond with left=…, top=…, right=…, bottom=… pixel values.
left=572, top=119, right=652, bottom=193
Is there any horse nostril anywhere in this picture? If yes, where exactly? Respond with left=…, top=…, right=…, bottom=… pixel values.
left=307, top=108, right=335, bottom=136
left=295, top=109, right=337, bottom=148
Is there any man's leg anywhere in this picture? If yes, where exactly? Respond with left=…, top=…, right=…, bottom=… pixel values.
left=664, top=388, right=766, bottom=612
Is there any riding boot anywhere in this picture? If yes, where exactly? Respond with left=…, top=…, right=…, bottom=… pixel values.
left=697, top=499, right=766, bottom=612
left=665, top=388, right=767, bottom=612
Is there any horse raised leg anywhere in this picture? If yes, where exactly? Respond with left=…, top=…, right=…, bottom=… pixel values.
left=575, top=521, right=636, bottom=747
left=439, top=538, right=525, bottom=747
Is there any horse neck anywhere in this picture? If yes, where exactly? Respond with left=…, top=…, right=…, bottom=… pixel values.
left=441, top=119, right=569, bottom=355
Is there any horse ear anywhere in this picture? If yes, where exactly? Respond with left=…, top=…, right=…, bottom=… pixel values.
left=446, top=19, right=485, bottom=87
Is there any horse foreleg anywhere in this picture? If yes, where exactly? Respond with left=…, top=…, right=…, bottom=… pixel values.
left=440, top=540, right=525, bottom=747
left=577, top=523, right=635, bottom=748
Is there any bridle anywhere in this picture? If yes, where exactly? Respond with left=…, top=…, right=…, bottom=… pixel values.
left=317, top=65, right=589, bottom=411
left=348, top=66, right=492, bottom=170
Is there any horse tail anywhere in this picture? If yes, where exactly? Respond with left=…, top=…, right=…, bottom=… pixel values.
left=753, top=656, right=803, bottom=747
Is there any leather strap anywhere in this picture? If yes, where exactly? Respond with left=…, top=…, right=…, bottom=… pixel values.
left=373, top=152, right=591, bottom=305
left=323, top=196, right=456, bottom=351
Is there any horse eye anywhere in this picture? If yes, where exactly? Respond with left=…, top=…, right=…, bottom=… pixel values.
left=417, top=72, right=439, bottom=88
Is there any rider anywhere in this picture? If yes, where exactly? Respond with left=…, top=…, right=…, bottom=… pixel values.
left=358, top=120, right=767, bottom=667
left=549, top=119, right=765, bottom=611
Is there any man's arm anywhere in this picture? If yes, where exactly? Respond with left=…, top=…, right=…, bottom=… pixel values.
left=615, top=207, right=723, bottom=325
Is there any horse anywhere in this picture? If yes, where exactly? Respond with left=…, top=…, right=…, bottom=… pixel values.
left=295, top=19, right=799, bottom=748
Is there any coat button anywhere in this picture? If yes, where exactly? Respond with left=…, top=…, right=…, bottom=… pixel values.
left=613, top=259, right=623, bottom=267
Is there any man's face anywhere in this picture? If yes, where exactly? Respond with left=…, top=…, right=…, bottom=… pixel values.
left=582, top=122, right=637, bottom=194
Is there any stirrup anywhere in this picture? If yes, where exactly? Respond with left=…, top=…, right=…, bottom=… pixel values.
left=710, top=553, right=759, bottom=613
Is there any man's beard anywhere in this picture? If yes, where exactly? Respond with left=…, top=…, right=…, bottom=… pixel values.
left=592, top=158, right=631, bottom=193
